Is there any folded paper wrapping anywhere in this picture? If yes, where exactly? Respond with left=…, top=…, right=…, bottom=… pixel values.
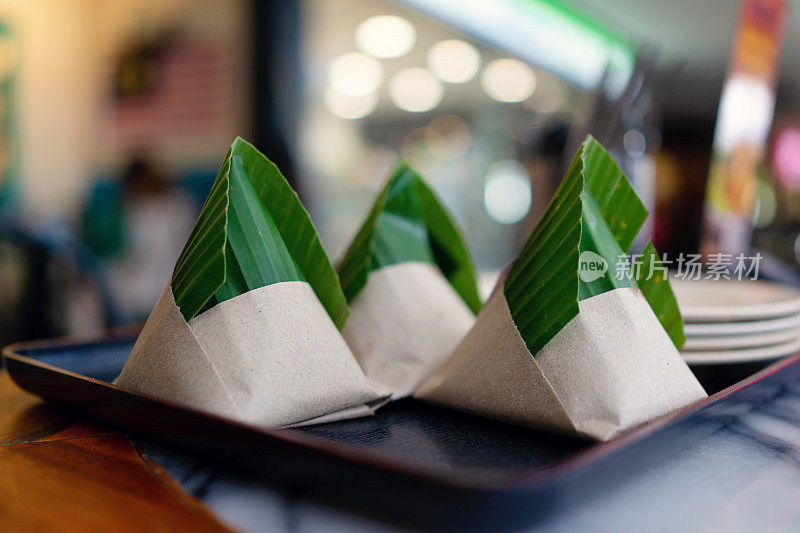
left=115, top=281, right=389, bottom=428
left=415, top=282, right=707, bottom=441
left=342, top=262, right=475, bottom=398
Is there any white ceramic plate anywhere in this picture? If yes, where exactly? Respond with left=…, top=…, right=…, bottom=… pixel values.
left=671, top=278, right=800, bottom=323
left=683, top=327, right=800, bottom=350
left=684, top=313, right=800, bottom=337
left=681, top=337, right=800, bottom=365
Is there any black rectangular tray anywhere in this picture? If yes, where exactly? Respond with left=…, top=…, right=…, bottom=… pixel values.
left=3, top=332, right=795, bottom=530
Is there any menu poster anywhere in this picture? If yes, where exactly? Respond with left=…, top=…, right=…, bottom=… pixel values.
left=701, top=0, right=786, bottom=257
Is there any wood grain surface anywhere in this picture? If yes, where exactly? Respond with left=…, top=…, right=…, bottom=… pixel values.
left=0, top=370, right=232, bottom=532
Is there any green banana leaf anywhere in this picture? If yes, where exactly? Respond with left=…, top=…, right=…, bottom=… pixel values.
left=504, top=135, right=685, bottom=355
left=338, top=161, right=481, bottom=314
left=635, top=242, right=686, bottom=349
left=170, top=137, right=348, bottom=328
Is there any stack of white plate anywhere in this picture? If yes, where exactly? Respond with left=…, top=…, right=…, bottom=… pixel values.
left=671, top=278, right=800, bottom=365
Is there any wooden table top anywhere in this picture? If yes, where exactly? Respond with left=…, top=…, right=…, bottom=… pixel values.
left=0, top=369, right=232, bottom=532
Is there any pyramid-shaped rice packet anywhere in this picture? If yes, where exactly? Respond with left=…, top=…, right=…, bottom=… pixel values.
left=416, top=136, right=706, bottom=441
left=338, top=162, right=481, bottom=398
left=116, top=138, right=388, bottom=428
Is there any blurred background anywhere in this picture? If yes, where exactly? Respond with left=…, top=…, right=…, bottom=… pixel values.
left=0, top=0, right=797, bottom=345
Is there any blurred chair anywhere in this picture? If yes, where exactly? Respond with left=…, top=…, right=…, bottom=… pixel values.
left=0, top=213, right=127, bottom=348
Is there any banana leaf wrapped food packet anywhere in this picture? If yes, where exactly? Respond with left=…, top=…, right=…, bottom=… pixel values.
left=416, top=136, right=706, bottom=441
left=338, top=162, right=481, bottom=398
left=116, top=138, right=388, bottom=428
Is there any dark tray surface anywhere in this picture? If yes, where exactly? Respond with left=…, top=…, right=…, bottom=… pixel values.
left=5, top=333, right=800, bottom=529
left=5, top=336, right=588, bottom=482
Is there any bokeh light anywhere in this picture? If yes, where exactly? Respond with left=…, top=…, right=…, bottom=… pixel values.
left=355, top=16, right=416, bottom=59
left=480, top=59, right=537, bottom=103
left=327, top=52, right=383, bottom=96
left=424, top=115, right=472, bottom=160
left=427, top=40, right=480, bottom=84
left=753, top=179, right=777, bottom=228
left=402, top=127, right=443, bottom=173
left=623, top=129, right=646, bottom=157
left=483, top=160, right=532, bottom=224
left=773, top=128, right=800, bottom=191
left=389, top=68, right=443, bottom=113
left=794, top=234, right=800, bottom=266
left=324, top=88, right=378, bottom=119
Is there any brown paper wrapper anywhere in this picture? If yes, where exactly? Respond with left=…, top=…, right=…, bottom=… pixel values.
left=342, top=262, right=475, bottom=398
left=115, top=281, right=388, bottom=428
left=415, top=283, right=706, bottom=441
